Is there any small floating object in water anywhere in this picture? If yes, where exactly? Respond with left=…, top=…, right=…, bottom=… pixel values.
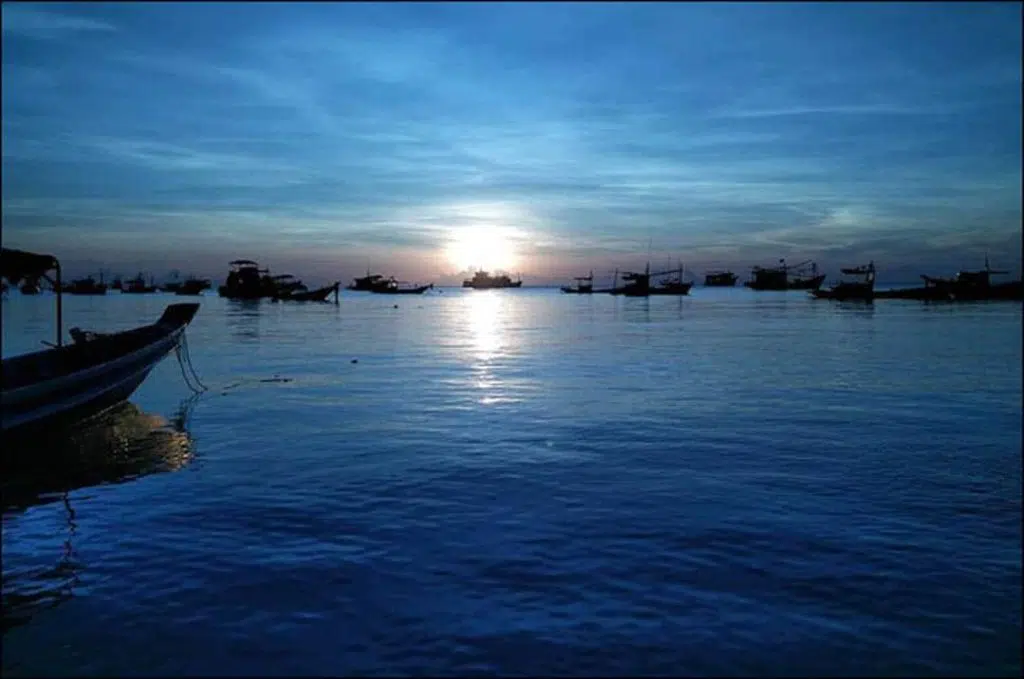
left=351, top=359, right=358, bottom=364
left=393, top=304, right=398, bottom=309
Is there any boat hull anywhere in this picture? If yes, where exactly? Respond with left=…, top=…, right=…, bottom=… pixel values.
left=745, top=274, right=826, bottom=291
left=811, top=289, right=874, bottom=301
left=874, top=280, right=1022, bottom=301
left=463, top=281, right=523, bottom=289
left=649, top=283, right=693, bottom=296
left=370, top=284, right=433, bottom=295
left=275, top=282, right=340, bottom=302
left=1, top=303, right=200, bottom=435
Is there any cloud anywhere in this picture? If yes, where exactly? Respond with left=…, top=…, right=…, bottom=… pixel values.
left=1, top=4, right=116, bottom=40
left=1, top=3, right=1020, bottom=283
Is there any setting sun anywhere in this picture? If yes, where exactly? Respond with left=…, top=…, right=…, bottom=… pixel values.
left=444, top=227, right=520, bottom=273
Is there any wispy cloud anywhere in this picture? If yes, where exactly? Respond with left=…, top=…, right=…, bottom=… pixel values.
left=1, top=2, right=1020, bottom=282
left=1, top=4, right=115, bottom=40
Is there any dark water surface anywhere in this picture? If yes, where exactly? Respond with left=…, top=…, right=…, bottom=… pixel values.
left=2, top=288, right=1021, bottom=676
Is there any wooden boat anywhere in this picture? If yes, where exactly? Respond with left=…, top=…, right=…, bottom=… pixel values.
left=561, top=271, right=594, bottom=294
left=649, top=264, right=693, bottom=295
left=811, top=262, right=876, bottom=301
left=462, top=270, right=523, bottom=289
left=704, top=270, right=738, bottom=287
left=744, top=259, right=825, bottom=291
left=609, top=265, right=652, bottom=297
left=876, top=257, right=1023, bottom=301
left=63, top=275, right=108, bottom=295
left=1, top=248, right=201, bottom=435
left=275, top=281, right=341, bottom=302
left=347, top=272, right=388, bottom=291
left=123, top=273, right=158, bottom=294
left=369, top=277, right=433, bottom=295
left=161, top=271, right=182, bottom=293
left=218, top=259, right=276, bottom=299
left=607, top=262, right=692, bottom=296
left=271, top=274, right=306, bottom=295
left=175, top=276, right=212, bottom=296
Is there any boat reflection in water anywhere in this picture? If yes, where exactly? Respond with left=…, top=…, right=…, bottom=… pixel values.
left=1, top=399, right=197, bottom=632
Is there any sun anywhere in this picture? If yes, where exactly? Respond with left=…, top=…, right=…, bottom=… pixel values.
left=444, top=227, right=519, bottom=273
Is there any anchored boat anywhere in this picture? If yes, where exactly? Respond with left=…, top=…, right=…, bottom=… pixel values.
left=745, top=259, right=825, bottom=291
left=347, top=272, right=388, bottom=291
left=274, top=281, right=341, bottom=302
left=123, top=273, right=158, bottom=294
left=876, top=257, right=1023, bottom=301
left=811, top=262, right=876, bottom=301
left=704, top=270, right=738, bottom=287
left=176, top=276, right=212, bottom=296
left=62, top=275, right=108, bottom=295
left=368, top=277, right=433, bottom=295
left=561, top=271, right=594, bottom=294
left=462, top=270, right=523, bottom=289
left=218, top=260, right=276, bottom=300
left=1, top=248, right=201, bottom=435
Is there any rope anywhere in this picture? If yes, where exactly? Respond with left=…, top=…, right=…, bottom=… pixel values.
left=180, top=332, right=208, bottom=392
left=174, top=331, right=208, bottom=395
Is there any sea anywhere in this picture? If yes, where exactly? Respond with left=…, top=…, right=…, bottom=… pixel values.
left=2, top=287, right=1021, bottom=677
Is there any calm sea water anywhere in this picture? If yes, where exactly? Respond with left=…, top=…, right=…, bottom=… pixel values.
left=2, top=288, right=1021, bottom=677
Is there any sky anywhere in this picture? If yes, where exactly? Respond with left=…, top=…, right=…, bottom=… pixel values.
left=2, top=1, right=1021, bottom=285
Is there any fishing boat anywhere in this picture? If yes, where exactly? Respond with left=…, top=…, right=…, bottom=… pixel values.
left=649, top=263, right=693, bottom=296
left=62, top=275, right=108, bottom=295
left=347, top=272, right=388, bottom=291
left=218, top=260, right=276, bottom=300
left=462, top=270, right=523, bottom=289
left=744, top=259, right=825, bottom=291
left=561, top=271, right=594, bottom=294
left=607, top=262, right=693, bottom=296
left=609, top=265, right=652, bottom=297
left=274, top=281, right=341, bottom=302
left=123, top=273, right=158, bottom=294
left=368, top=277, right=433, bottom=295
left=876, top=257, right=1023, bottom=301
left=1, top=248, right=201, bottom=435
left=161, top=271, right=182, bottom=293
left=110, top=277, right=124, bottom=291
left=20, top=278, right=41, bottom=295
left=811, top=262, right=876, bottom=301
left=175, top=276, right=212, bottom=296
left=704, top=270, right=738, bottom=287
left=271, top=274, right=306, bottom=295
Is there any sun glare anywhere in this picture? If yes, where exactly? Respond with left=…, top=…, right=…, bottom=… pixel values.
left=444, top=228, right=520, bottom=273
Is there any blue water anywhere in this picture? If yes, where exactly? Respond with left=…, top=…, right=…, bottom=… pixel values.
left=2, top=288, right=1021, bottom=676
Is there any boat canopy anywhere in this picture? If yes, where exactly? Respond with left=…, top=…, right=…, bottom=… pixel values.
left=229, top=259, right=259, bottom=267
left=1, top=248, right=59, bottom=285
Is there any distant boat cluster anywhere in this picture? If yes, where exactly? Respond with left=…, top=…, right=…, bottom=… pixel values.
left=1, top=245, right=1021, bottom=440
left=3, top=254, right=1021, bottom=304
left=10, top=270, right=214, bottom=297
left=557, top=256, right=1022, bottom=302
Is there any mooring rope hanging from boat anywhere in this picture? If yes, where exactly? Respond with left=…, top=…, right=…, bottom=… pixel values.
left=180, top=332, right=208, bottom=392
left=174, top=332, right=208, bottom=395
